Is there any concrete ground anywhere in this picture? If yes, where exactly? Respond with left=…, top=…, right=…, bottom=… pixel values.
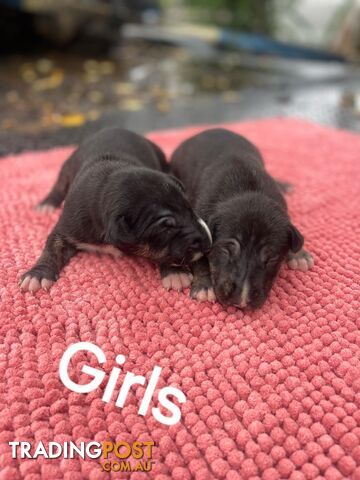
left=0, top=37, right=359, bottom=156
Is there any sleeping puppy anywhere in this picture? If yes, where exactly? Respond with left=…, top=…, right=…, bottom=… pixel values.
left=170, top=128, right=314, bottom=310
left=19, top=127, right=212, bottom=292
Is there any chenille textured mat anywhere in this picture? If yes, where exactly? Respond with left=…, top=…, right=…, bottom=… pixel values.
left=0, top=119, right=359, bottom=480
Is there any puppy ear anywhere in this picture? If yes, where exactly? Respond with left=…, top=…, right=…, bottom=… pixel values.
left=105, top=215, right=135, bottom=245
left=288, top=223, right=304, bottom=253
left=152, top=215, right=177, bottom=229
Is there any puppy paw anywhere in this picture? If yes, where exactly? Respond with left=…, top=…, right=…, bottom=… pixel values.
left=191, top=285, right=216, bottom=303
left=35, top=202, right=57, bottom=214
left=19, top=268, right=57, bottom=292
left=287, top=249, right=314, bottom=272
left=162, top=272, right=193, bottom=291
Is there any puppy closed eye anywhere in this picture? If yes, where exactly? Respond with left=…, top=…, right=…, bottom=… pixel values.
left=154, top=216, right=177, bottom=229
left=260, top=247, right=279, bottom=267
left=215, top=238, right=241, bottom=257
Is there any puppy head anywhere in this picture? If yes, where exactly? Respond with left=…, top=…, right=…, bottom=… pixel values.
left=208, top=194, right=303, bottom=310
left=105, top=170, right=212, bottom=265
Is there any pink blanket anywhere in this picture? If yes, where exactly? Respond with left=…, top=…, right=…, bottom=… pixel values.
left=0, top=119, right=359, bottom=479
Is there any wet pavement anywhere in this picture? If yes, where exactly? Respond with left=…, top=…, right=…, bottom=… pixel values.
left=0, top=38, right=359, bottom=155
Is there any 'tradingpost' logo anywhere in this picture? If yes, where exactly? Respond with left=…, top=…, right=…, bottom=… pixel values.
left=9, top=441, right=155, bottom=473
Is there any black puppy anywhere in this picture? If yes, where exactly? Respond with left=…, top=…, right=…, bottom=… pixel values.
left=170, top=128, right=313, bottom=309
left=20, top=127, right=212, bottom=292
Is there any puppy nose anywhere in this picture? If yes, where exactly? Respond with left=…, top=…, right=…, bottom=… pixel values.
left=191, top=238, right=201, bottom=250
left=218, top=280, right=236, bottom=301
left=194, top=234, right=211, bottom=253
left=187, top=238, right=203, bottom=262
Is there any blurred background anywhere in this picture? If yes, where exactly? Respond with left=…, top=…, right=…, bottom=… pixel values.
left=0, top=0, right=359, bottom=155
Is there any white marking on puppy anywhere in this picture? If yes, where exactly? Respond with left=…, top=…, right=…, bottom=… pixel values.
left=76, top=243, right=123, bottom=257
left=191, top=251, right=203, bottom=262
left=35, top=203, right=57, bottom=214
left=162, top=272, right=193, bottom=291
left=287, top=249, right=314, bottom=272
left=19, top=275, right=55, bottom=293
left=239, top=278, right=250, bottom=308
left=192, top=287, right=216, bottom=303
left=41, top=278, right=55, bottom=291
left=198, top=217, right=212, bottom=244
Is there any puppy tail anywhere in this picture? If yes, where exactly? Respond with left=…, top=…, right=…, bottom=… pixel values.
left=276, top=179, right=293, bottom=194
left=36, top=150, right=81, bottom=211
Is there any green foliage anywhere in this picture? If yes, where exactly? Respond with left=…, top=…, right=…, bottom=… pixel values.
left=182, top=0, right=275, bottom=34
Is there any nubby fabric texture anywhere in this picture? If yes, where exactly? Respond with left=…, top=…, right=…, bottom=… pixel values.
left=0, top=119, right=359, bottom=480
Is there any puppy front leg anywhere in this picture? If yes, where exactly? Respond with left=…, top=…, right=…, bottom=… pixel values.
left=160, top=265, right=193, bottom=291
left=190, top=257, right=216, bottom=303
left=19, top=229, right=77, bottom=292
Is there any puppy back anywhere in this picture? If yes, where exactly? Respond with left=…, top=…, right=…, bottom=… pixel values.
left=171, top=128, right=285, bottom=214
left=74, top=127, right=167, bottom=171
